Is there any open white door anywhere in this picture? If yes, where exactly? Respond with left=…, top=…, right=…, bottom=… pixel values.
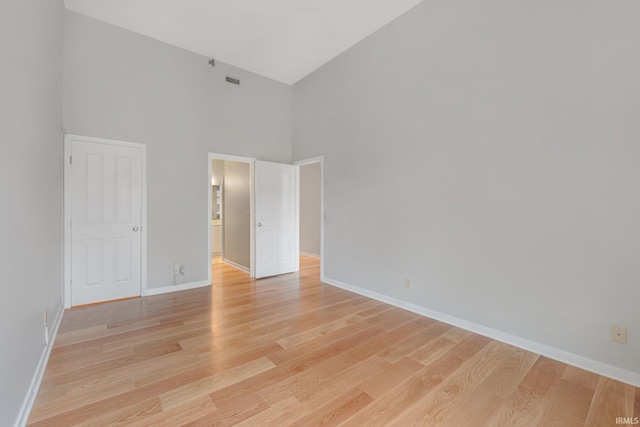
left=69, top=138, right=143, bottom=305
left=255, top=160, right=299, bottom=278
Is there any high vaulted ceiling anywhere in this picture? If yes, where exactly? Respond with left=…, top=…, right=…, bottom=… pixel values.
left=63, top=0, right=424, bottom=84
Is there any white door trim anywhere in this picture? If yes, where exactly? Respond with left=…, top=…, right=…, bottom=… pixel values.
left=293, top=156, right=324, bottom=280
left=208, top=153, right=256, bottom=281
left=64, top=134, right=147, bottom=308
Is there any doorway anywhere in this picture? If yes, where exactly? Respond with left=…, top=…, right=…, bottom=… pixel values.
left=208, top=154, right=255, bottom=283
left=294, top=156, right=324, bottom=279
left=207, top=153, right=302, bottom=282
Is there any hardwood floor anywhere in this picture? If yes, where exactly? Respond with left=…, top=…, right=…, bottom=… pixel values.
left=29, top=257, right=638, bottom=426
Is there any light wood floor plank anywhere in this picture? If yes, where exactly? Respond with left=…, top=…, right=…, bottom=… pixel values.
left=233, top=396, right=306, bottom=427
left=562, top=366, right=602, bottom=392
left=408, top=335, right=458, bottom=366
left=478, top=348, right=540, bottom=400
left=386, top=340, right=513, bottom=426
left=275, top=313, right=365, bottom=349
left=439, top=387, right=505, bottom=427
left=358, top=357, right=424, bottom=399
left=438, top=349, right=540, bottom=427
left=538, top=379, right=594, bottom=426
left=584, top=376, right=636, bottom=427
left=27, top=257, right=639, bottom=426
left=296, top=355, right=391, bottom=407
left=128, top=396, right=216, bottom=427
left=290, top=387, right=374, bottom=427
left=485, top=356, right=565, bottom=427
left=75, top=397, right=163, bottom=427
left=339, top=334, right=493, bottom=427
left=159, top=357, right=276, bottom=411
left=258, top=353, right=357, bottom=405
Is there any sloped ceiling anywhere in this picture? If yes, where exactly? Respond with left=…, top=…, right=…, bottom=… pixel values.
left=64, top=0, right=424, bottom=84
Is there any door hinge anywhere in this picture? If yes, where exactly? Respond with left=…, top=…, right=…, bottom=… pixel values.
left=70, top=156, right=72, bottom=165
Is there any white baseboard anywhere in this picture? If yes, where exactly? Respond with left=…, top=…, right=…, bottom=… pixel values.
left=14, top=303, right=64, bottom=427
left=222, top=259, right=250, bottom=273
left=321, top=275, right=640, bottom=388
left=300, top=251, right=320, bottom=259
left=146, top=280, right=210, bottom=296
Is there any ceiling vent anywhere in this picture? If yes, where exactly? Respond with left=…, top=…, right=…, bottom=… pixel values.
left=225, top=76, right=240, bottom=85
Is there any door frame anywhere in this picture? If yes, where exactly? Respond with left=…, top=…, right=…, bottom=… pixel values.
left=63, top=134, right=148, bottom=308
left=293, top=156, right=325, bottom=280
left=208, top=153, right=256, bottom=281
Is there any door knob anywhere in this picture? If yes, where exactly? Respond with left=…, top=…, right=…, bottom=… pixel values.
left=257, top=223, right=262, bottom=227
left=133, top=226, right=139, bottom=232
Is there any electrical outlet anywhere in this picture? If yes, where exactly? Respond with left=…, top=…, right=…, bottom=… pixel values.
left=43, top=309, right=50, bottom=346
left=173, top=262, right=185, bottom=285
left=611, top=325, right=627, bottom=344
left=404, top=277, right=412, bottom=289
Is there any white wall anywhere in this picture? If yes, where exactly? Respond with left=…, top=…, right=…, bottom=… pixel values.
left=222, top=161, right=250, bottom=269
left=293, top=0, right=640, bottom=378
left=63, top=10, right=292, bottom=289
left=0, top=0, right=64, bottom=425
left=300, top=162, right=321, bottom=256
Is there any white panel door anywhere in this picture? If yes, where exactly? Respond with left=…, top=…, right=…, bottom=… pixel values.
left=255, top=161, right=298, bottom=278
left=71, top=140, right=142, bottom=305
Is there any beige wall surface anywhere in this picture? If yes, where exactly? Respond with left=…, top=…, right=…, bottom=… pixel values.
left=0, top=1, right=64, bottom=425
left=293, top=0, right=640, bottom=376
left=64, top=10, right=292, bottom=288
left=223, top=161, right=251, bottom=269
left=300, top=162, right=321, bottom=256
